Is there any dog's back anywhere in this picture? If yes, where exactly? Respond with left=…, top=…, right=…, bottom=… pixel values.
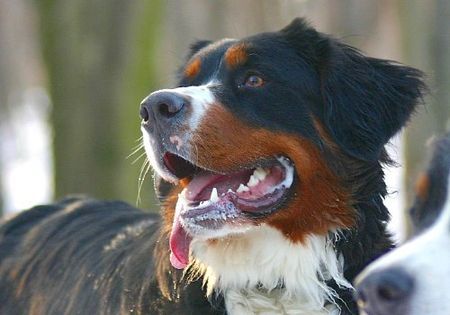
left=0, top=197, right=220, bottom=314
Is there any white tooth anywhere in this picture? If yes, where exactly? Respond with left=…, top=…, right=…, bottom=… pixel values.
left=253, top=167, right=268, bottom=181
left=236, top=184, right=250, bottom=193
left=210, top=187, right=219, bottom=203
left=247, top=174, right=259, bottom=187
left=227, top=189, right=234, bottom=193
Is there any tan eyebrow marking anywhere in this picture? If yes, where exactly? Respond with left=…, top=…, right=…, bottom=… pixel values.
left=224, top=43, right=248, bottom=68
left=415, top=172, right=430, bottom=200
left=184, top=58, right=202, bottom=78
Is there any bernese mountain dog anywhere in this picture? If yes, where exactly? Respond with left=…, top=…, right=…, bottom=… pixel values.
left=356, top=132, right=450, bottom=315
left=0, top=18, right=426, bottom=315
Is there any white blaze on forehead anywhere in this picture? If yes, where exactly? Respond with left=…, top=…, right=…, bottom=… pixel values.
left=149, top=82, right=217, bottom=130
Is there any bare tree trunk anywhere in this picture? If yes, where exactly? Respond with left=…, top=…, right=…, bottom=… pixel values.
left=36, top=1, right=163, bottom=207
left=116, top=1, right=164, bottom=208
left=433, top=0, right=450, bottom=131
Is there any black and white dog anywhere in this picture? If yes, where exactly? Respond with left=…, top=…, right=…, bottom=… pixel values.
left=356, top=132, right=450, bottom=315
left=0, top=18, right=426, bottom=314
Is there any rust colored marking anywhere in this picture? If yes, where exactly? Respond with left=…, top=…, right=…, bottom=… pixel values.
left=191, top=106, right=355, bottom=243
left=180, top=178, right=190, bottom=188
left=313, top=118, right=340, bottom=151
left=156, top=184, right=186, bottom=300
left=224, top=43, right=248, bottom=68
left=184, top=58, right=201, bottom=79
left=415, top=172, right=430, bottom=201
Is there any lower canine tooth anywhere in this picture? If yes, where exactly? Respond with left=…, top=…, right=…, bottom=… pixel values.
left=210, top=187, right=219, bottom=203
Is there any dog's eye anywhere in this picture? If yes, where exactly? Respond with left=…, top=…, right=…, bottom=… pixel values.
left=244, top=75, right=264, bottom=88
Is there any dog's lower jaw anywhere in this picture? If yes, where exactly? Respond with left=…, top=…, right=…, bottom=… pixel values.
left=188, top=225, right=352, bottom=315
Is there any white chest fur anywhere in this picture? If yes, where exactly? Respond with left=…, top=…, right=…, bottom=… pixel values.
left=189, top=225, right=352, bottom=314
left=224, top=288, right=341, bottom=315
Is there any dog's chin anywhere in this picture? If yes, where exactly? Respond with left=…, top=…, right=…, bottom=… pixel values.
left=152, top=151, right=296, bottom=269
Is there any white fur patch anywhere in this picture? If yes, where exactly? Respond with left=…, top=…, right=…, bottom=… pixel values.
left=356, top=173, right=450, bottom=315
left=141, top=83, right=218, bottom=183
left=169, top=135, right=183, bottom=151
left=189, top=225, right=352, bottom=314
left=151, top=83, right=217, bottom=131
left=141, top=128, right=175, bottom=182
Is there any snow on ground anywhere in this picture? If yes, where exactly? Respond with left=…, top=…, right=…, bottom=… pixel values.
left=0, top=88, right=53, bottom=214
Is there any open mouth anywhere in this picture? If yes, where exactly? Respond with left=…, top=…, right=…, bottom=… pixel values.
left=162, top=152, right=295, bottom=269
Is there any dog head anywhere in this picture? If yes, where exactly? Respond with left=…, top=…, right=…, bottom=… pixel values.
left=355, top=132, right=450, bottom=315
left=141, top=18, right=425, bottom=308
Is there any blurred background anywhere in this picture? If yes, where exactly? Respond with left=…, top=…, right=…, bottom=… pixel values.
left=0, top=0, right=449, bottom=241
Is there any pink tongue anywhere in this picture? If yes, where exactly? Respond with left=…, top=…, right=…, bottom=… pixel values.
left=169, top=219, right=192, bottom=269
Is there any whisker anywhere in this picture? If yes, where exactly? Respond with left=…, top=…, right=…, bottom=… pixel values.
left=129, top=136, right=144, bottom=149
left=131, top=151, right=147, bottom=165
left=127, top=143, right=144, bottom=160
left=136, top=159, right=151, bottom=205
left=130, top=136, right=144, bottom=150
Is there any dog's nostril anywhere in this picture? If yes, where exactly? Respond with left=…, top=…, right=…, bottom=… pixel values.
left=140, top=105, right=150, bottom=122
left=141, top=91, right=187, bottom=123
left=158, top=100, right=184, bottom=118
left=375, top=273, right=413, bottom=302
left=378, top=284, right=401, bottom=301
left=356, top=267, right=414, bottom=313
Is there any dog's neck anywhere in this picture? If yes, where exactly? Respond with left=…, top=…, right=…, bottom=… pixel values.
left=189, top=225, right=353, bottom=314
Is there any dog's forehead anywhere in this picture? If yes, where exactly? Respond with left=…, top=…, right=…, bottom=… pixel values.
left=182, top=39, right=237, bottom=83
left=195, top=38, right=237, bottom=61
left=181, top=32, right=297, bottom=84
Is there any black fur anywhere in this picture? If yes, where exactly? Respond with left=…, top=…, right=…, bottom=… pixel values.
left=281, top=19, right=425, bottom=161
left=0, top=197, right=223, bottom=315
left=409, top=132, right=450, bottom=232
left=0, top=18, right=427, bottom=314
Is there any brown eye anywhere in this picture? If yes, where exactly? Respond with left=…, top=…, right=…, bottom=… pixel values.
left=244, top=75, right=264, bottom=88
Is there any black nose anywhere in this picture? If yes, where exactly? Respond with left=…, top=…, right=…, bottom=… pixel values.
left=140, top=92, right=186, bottom=123
left=356, top=268, right=414, bottom=315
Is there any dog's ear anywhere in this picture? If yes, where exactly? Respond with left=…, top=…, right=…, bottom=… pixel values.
left=409, top=132, right=450, bottom=233
left=187, top=40, right=212, bottom=59
left=282, top=18, right=427, bottom=161
left=178, top=40, right=212, bottom=80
